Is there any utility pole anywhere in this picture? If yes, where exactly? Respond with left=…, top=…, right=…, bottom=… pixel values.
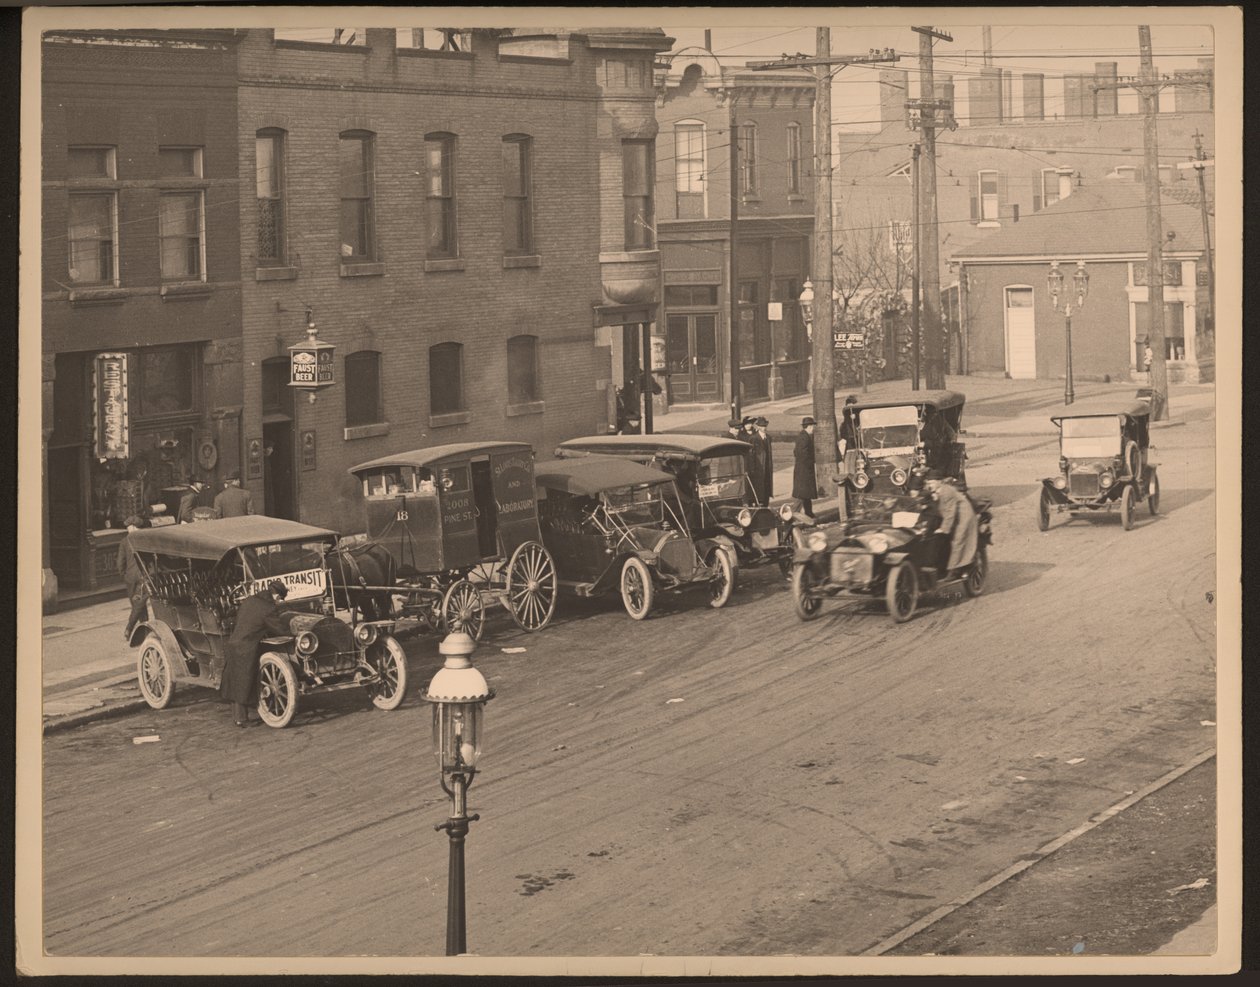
left=1190, top=130, right=1214, bottom=332
left=728, top=92, right=741, bottom=423
left=751, top=38, right=898, bottom=490
left=1093, top=27, right=1210, bottom=420
left=910, top=143, right=921, bottom=390
left=911, top=25, right=952, bottom=390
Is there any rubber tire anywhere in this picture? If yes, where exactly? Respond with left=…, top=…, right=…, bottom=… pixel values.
left=1037, top=488, right=1052, bottom=532
left=707, top=547, right=735, bottom=609
left=620, top=556, right=654, bottom=620
left=885, top=562, right=919, bottom=623
left=441, top=579, right=485, bottom=641
left=963, top=546, right=988, bottom=598
left=1120, top=484, right=1136, bottom=531
left=790, top=564, right=822, bottom=621
left=366, top=635, right=408, bottom=711
left=1123, top=440, right=1140, bottom=480
left=256, top=652, right=298, bottom=728
left=1148, top=468, right=1160, bottom=515
left=506, top=541, right=558, bottom=632
left=136, top=633, right=175, bottom=710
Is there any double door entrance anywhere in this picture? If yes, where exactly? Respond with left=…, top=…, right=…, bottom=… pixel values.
left=665, top=313, right=719, bottom=403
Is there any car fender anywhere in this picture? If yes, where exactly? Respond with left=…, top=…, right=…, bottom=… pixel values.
left=1040, top=478, right=1070, bottom=505
left=591, top=551, right=654, bottom=595
left=130, top=619, right=193, bottom=678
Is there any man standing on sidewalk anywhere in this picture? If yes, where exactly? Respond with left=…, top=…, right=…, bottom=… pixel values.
left=117, top=514, right=151, bottom=642
left=178, top=480, right=209, bottom=523
left=213, top=471, right=254, bottom=518
left=792, top=417, right=818, bottom=520
left=749, top=416, right=773, bottom=505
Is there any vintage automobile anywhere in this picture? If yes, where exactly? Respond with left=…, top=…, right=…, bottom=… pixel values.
left=125, top=516, right=407, bottom=728
left=1037, top=397, right=1159, bottom=531
left=534, top=456, right=736, bottom=619
left=790, top=485, right=994, bottom=623
left=343, top=442, right=558, bottom=640
left=836, top=390, right=969, bottom=516
left=554, top=434, right=796, bottom=574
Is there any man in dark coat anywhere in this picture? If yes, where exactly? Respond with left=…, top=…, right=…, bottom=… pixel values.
left=117, top=514, right=151, bottom=641
left=792, top=417, right=819, bottom=519
left=213, top=471, right=255, bottom=518
left=178, top=480, right=209, bottom=523
left=748, top=416, right=773, bottom=505
left=725, top=417, right=744, bottom=440
left=220, top=579, right=289, bottom=727
left=921, top=468, right=978, bottom=575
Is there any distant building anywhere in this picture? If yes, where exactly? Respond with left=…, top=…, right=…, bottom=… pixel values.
left=653, top=46, right=814, bottom=408
left=40, top=28, right=244, bottom=607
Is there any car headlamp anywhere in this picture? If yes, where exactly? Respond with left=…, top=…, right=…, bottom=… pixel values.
left=807, top=531, right=828, bottom=552
left=891, top=467, right=908, bottom=487
left=1053, top=475, right=1067, bottom=490
left=355, top=623, right=378, bottom=646
left=1099, top=471, right=1115, bottom=489
left=853, top=471, right=870, bottom=489
left=778, top=503, right=794, bottom=522
left=737, top=508, right=753, bottom=528
left=295, top=630, right=319, bottom=655
left=868, top=534, right=890, bottom=554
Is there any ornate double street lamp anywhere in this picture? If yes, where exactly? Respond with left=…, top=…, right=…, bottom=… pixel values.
left=1047, top=260, right=1090, bottom=405
left=423, top=631, right=494, bottom=956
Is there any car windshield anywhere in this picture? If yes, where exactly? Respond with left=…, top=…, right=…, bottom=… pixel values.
left=603, top=483, right=666, bottom=526
left=858, top=406, right=920, bottom=453
left=1061, top=417, right=1122, bottom=458
left=696, top=454, right=747, bottom=500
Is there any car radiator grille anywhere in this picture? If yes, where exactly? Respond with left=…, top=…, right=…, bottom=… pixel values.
left=830, top=551, right=872, bottom=585
left=1069, top=472, right=1100, bottom=498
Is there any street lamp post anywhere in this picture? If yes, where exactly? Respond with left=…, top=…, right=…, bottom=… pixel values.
left=423, top=631, right=495, bottom=956
left=1047, top=260, right=1089, bottom=405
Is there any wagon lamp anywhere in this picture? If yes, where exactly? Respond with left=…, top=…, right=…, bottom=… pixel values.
left=423, top=630, right=495, bottom=956
left=1048, top=261, right=1088, bottom=406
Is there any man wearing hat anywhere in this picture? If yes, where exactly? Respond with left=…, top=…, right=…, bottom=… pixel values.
left=178, top=479, right=210, bottom=524
left=117, top=513, right=151, bottom=641
left=748, top=416, right=773, bottom=505
left=792, top=417, right=819, bottom=519
left=725, top=417, right=745, bottom=440
left=220, top=578, right=290, bottom=727
left=213, top=471, right=255, bottom=518
left=919, top=468, right=978, bottom=576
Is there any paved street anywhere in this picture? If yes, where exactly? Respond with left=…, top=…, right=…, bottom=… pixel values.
left=38, top=389, right=1218, bottom=958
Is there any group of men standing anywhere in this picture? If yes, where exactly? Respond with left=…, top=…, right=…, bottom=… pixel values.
left=725, top=415, right=774, bottom=506
left=177, top=472, right=256, bottom=523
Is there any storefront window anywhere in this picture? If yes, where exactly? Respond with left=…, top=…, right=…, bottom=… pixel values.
left=135, top=348, right=195, bottom=417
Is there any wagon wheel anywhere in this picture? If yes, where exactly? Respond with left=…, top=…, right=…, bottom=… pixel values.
left=1120, top=484, right=1136, bottom=531
left=506, top=542, right=558, bottom=632
left=707, top=547, right=735, bottom=609
left=441, top=579, right=485, bottom=641
left=136, top=633, right=175, bottom=709
left=963, top=546, right=988, bottom=598
left=790, top=565, right=822, bottom=621
left=1037, top=488, right=1052, bottom=532
left=620, top=556, right=654, bottom=620
left=365, top=635, right=408, bottom=711
left=256, top=653, right=298, bottom=728
left=1147, top=467, right=1160, bottom=515
left=1123, top=440, right=1141, bottom=480
left=885, top=561, right=919, bottom=623
left=467, top=561, right=501, bottom=588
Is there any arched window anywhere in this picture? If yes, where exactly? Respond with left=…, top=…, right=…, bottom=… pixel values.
left=786, top=122, right=802, bottom=195
left=502, top=135, right=533, bottom=254
left=675, top=121, right=705, bottom=218
left=256, top=129, right=286, bottom=264
left=339, top=131, right=376, bottom=260
left=738, top=122, right=757, bottom=194
left=429, top=342, right=464, bottom=415
left=345, top=350, right=383, bottom=427
left=507, top=335, right=540, bottom=403
left=425, top=132, right=458, bottom=259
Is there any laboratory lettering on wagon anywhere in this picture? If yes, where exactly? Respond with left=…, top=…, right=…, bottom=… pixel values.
left=93, top=352, right=129, bottom=461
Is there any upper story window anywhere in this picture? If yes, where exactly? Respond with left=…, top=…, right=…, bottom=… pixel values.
left=256, top=130, right=286, bottom=265
left=502, top=135, right=533, bottom=255
left=622, top=139, right=654, bottom=250
left=972, top=169, right=1002, bottom=223
left=67, top=146, right=118, bottom=286
left=738, top=123, right=758, bottom=195
left=787, top=123, right=802, bottom=195
left=429, top=342, right=464, bottom=415
left=1113, top=165, right=1138, bottom=180
left=68, top=145, right=116, bottom=179
left=339, top=131, right=376, bottom=261
left=158, top=146, right=205, bottom=281
left=426, top=133, right=458, bottom=259
left=345, top=350, right=384, bottom=427
left=674, top=122, right=705, bottom=219
left=507, top=334, right=540, bottom=404
left=1035, top=168, right=1059, bottom=211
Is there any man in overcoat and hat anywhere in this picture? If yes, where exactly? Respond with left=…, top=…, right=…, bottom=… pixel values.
left=748, top=416, right=773, bottom=505
left=213, top=471, right=255, bottom=518
left=792, top=417, right=819, bottom=519
left=220, top=579, right=290, bottom=727
left=117, top=514, right=151, bottom=641
left=178, top=480, right=209, bottom=524
left=920, top=468, right=978, bottom=575
left=725, top=417, right=745, bottom=440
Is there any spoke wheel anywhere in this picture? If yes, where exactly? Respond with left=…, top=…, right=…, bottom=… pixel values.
left=885, top=562, right=919, bottom=623
left=506, top=542, right=558, bottom=631
left=365, top=635, right=408, bottom=711
left=1037, top=488, right=1052, bottom=532
left=1120, top=484, right=1136, bottom=531
left=963, top=546, right=988, bottom=598
left=620, top=556, right=654, bottom=620
left=790, top=564, right=822, bottom=621
left=256, top=653, right=298, bottom=728
left=1148, top=468, right=1160, bottom=515
left=707, top=547, right=734, bottom=609
left=441, top=579, right=486, bottom=641
left=136, top=633, right=175, bottom=709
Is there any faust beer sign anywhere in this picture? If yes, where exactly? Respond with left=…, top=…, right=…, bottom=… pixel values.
left=93, top=352, right=130, bottom=460
left=288, top=324, right=335, bottom=396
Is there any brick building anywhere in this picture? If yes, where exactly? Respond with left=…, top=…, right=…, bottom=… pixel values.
left=40, top=29, right=244, bottom=609
left=235, top=27, right=672, bottom=531
left=653, top=45, right=814, bottom=409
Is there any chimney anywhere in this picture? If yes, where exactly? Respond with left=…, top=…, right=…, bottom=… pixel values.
left=704, top=29, right=712, bottom=51
left=1057, top=167, right=1075, bottom=201
left=1003, top=69, right=1013, bottom=121
left=881, top=68, right=909, bottom=129
left=1095, top=62, right=1118, bottom=115
left=1022, top=73, right=1045, bottom=121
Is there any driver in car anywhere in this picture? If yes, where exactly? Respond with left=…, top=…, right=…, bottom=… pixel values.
left=919, top=468, right=977, bottom=576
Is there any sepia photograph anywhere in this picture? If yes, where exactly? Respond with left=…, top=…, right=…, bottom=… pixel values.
left=15, top=4, right=1242, bottom=977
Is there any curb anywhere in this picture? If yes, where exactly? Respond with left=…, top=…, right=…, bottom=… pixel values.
left=43, top=696, right=151, bottom=736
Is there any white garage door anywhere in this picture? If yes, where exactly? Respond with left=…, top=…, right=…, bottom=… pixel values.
left=1004, top=287, right=1037, bottom=379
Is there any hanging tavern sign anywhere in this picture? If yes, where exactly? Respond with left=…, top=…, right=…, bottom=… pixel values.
left=93, top=352, right=130, bottom=460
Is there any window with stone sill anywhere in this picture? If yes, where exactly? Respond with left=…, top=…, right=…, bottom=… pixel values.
left=345, top=350, right=384, bottom=427
left=507, top=334, right=540, bottom=404
left=426, top=132, right=458, bottom=259
left=256, top=129, right=287, bottom=265
left=429, top=341, right=464, bottom=415
left=340, top=131, right=377, bottom=262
